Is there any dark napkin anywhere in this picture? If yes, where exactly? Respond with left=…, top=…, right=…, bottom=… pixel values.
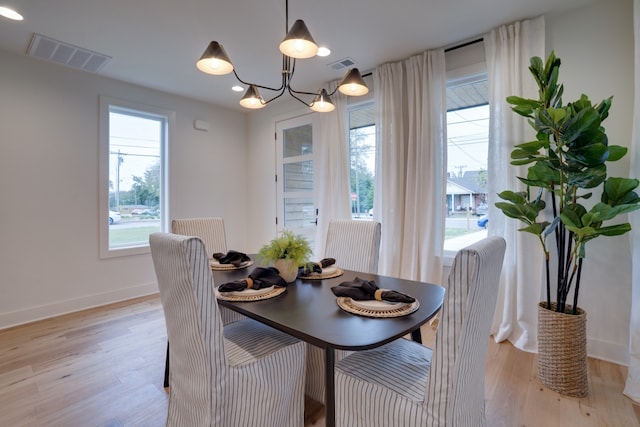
left=218, top=267, right=288, bottom=292
left=298, top=258, right=337, bottom=276
left=331, top=277, right=415, bottom=303
left=212, top=250, right=251, bottom=267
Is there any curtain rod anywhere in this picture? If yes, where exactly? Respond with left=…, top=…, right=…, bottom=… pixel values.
left=444, top=37, right=484, bottom=53
left=359, top=37, right=484, bottom=78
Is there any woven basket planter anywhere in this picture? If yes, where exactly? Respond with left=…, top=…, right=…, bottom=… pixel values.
left=537, top=302, right=589, bottom=398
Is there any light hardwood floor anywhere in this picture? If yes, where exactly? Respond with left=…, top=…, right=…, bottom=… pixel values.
left=1, top=295, right=638, bottom=427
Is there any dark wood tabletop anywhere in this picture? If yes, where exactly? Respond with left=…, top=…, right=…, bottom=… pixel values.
left=212, top=261, right=445, bottom=427
left=213, top=266, right=445, bottom=351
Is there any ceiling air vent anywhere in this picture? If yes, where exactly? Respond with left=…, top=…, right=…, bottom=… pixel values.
left=328, top=57, right=357, bottom=71
left=27, top=33, right=111, bottom=73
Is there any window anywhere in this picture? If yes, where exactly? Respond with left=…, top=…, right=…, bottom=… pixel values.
left=99, top=97, right=172, bottom=258
left=349, top=103, right=375, bottom=219
left=444, top=76, right=489, bottom=252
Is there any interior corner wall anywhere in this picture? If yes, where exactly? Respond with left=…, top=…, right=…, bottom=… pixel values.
left=0, top=50, right=248, bottom=328
left=544, top=0, right=634, bottom=364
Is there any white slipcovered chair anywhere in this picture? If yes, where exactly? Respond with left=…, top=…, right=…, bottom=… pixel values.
left=171, top=217, right=245, bottom=326
left=149, top=232, right=306, bottom=427
left=334, top=236, right=506, bottom=427
left=324, top=219, right=382, bottom=273
left=305, top=219, right=382, bottom=403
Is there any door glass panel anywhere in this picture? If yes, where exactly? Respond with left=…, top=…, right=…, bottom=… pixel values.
left=283, top=161, right=313, bottom=192
left=284, top=125, right=312, bottom=157
left=284, top=197, right=315, bottom=229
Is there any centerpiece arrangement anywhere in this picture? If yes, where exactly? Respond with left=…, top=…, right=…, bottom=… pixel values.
left=496, top=51, right=640, bottom=397
left=258, top=230, right=312, bottom=283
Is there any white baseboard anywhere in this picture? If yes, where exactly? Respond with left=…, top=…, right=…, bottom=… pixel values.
left=588, top=337, right=629, bottom=367
left=0, top=282, right=159, bottom=330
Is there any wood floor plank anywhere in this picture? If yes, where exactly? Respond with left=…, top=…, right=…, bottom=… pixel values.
left=0, top=295, right=638, bottom=427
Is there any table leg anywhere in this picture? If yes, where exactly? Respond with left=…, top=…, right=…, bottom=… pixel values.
left=324, top=347, right=336, bottom=427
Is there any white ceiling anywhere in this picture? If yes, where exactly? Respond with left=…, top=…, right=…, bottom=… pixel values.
left=0, top=0, right=595, bottom=111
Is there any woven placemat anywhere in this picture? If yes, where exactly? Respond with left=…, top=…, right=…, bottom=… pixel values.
left=336, top=297, right=420, bottom=318
left=215, top=286, right=285, bottom=302
left=299, top=267, right=344, bottom=280
left=210, top=259, right=254, bottom=271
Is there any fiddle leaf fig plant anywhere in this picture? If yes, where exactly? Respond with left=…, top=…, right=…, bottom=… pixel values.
left=496, top=51, right=640, bottom=314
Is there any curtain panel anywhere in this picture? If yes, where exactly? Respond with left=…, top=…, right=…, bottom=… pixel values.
left=373, top=50, right=447, bottom=284
left=484, top=16, right=545, bottom=352
left=314, top=80, right=352, bottom=257
left=623, top=0, right=640, bottom=404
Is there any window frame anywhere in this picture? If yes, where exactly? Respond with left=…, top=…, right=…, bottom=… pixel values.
left=98, top=96, right=172, bottom=259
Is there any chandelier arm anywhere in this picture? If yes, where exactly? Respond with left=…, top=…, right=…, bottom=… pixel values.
left=287, top=86, right=313, bottom=108
left=261, top=87, right=289, bottom=105
left=232, top=69, right=285, bottom=92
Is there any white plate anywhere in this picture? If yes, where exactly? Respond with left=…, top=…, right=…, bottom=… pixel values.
left=320, top=266, right=338, bottom=274
left=229, top=286, right=274, bottom=297
left=349, top=299, right=403, bottom=312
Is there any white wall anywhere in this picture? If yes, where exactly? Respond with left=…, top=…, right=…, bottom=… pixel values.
left=545, top=0, right=635, bottom=364
left=0, top=50, right=248, bottom=328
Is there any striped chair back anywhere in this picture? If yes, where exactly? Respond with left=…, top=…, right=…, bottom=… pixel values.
left=324, top=219, right=381, bottom=273
left=424, top=236, right=506, bottom=425
left=149, top=233, right=226, bottom=425
left=171, top=217, right=244, bottom=326
left=171, top=217, right=227, bottom=259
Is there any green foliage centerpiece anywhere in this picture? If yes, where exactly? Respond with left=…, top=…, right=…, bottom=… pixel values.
left=258, top=230, right=312, bottom=282
left=496, top=51, right=640, bottom=396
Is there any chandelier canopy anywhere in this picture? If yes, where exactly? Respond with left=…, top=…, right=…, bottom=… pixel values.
left=196, top=0, right=369, bottom=112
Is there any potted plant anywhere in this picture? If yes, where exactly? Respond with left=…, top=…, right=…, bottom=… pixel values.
left=258, top=230, right=312, bottom=283
left=496, top=51, right=640, bottom=397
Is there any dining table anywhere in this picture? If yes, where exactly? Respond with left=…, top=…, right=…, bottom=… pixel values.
left=212, top=259, right=445, bottom=427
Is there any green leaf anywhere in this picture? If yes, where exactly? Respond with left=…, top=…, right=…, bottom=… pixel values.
left=519, top=222, right=550, bottom=236
left=603, top=177, right=640, bottom=205
left=564, top=143, right=608, bottom=167
left=497, top=190, right=527, bottom=204
left=495, top=202, right=531, bottom=222
left=514, top=140, right=546, bottom=151
left=547, top=107, right=567, bottom=123
left=566, top=165, right=606, bottom=189
left=563, top=108, right=601, bottom=145
left=607, top=145, right=627, bottom=162
left=598, top=223, right=632, bottom=236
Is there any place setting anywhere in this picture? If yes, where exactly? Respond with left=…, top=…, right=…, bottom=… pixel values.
left=297, top=257, right=344, bottom=280
left=209, top=250, right=254, bottom=270
left=331, top=277, right=420, bottom=318
left=215, top=267, right=288, bottom=302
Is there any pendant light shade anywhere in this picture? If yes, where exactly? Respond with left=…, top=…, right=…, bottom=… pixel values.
left=196, top=41, right=234, bottom=75
left=338, top=68, right=369, bottom=96
left=310, top=89, right=335, bottom=112
left=239, top=85, right=266, bottom=109
left=279, top=19, right=318, bottom=59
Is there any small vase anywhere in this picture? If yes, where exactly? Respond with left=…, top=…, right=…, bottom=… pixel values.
left=537, top=301, right=589, bottom=397
left=274, top=258, right=298, bottom=283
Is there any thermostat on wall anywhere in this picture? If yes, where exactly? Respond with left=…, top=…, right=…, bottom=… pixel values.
left=194, top=119, right=209, bottom=131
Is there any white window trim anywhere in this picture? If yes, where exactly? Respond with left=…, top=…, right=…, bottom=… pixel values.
left=98, top=96, right=173, bottom=259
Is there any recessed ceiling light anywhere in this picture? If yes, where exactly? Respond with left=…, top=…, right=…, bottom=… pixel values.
left=0, top=6, right=23, bottom=21
left=317, top=47, right=331, bottom=57
left=232, top=85, right=244, bottom=92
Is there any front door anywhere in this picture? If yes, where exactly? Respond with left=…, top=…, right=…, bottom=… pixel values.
left=275, top=114, right=318, bottom=254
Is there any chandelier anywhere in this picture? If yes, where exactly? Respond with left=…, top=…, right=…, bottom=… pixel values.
left=196, top=0, right=369, bottom=112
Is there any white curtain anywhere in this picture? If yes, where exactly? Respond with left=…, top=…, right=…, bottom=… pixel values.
left=314, top=80, right=352, bottom=257
left=624, top=0, right=640, bottom=404
left=373, top=49, right=447, bottom=284
left=484, top=16, right=545, bottom=352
